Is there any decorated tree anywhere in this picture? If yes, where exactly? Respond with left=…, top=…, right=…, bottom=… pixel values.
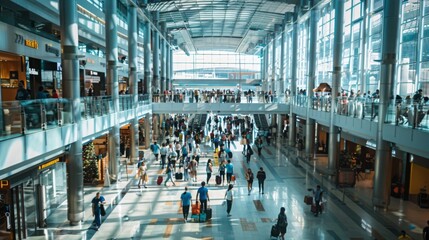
left=82, top=142, right=99, bottom=184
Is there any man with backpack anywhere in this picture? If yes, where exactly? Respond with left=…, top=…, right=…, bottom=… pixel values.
left=15, top=80, right=29, bottom=100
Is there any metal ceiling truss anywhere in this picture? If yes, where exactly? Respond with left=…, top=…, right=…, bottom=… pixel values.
left=147, top=0, right=298, bottom=54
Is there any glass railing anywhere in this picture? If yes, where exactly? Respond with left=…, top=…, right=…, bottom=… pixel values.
left=293, top=94, right=429, bottom=130
left=389, top=100, right=429, bottom=130
left=0, top=94, right=150, bottom=140
left=151, top=92, right=290, bottom=104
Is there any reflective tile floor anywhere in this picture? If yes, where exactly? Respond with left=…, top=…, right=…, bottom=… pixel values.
left=28, top=138, right=427, bottom=240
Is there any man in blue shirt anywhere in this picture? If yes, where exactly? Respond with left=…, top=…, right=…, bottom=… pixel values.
left=226, top=160, right=234, bottom=184
left=152, top=142, right=160, bottom=161
left=180, top=187, right=192, bottom=223
left=91, top=192, right=106, bottom=230
left=196, top=181, right=210, bottom=212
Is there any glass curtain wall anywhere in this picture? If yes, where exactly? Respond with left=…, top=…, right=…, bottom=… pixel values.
left=267, top=41, right=273, bottom=81
left=365, top=1, right=383, bottom=94
left=297, top=18, right=310, bottom=91
left=316, top=2, right=334, bottom=87
left=284, top=28, right=293, bottom=91
left=422, top=0, right=429, bottom=92
left=275, top=34, right=281, bottom=81
left=397, top=0, right=426, bottom=96
left=343, top=0, right=364, bottom=94
left=173, top=51, right=260, bottom=80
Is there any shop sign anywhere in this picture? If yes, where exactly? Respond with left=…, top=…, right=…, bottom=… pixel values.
left=0, top=180, right=10, bottom=189
left=45, top=44, right=59, bottom=56
left=15, top=33, right=38, bottom=49
left=38, top=158, right=59, bottom=170
left=29, top=68, right=39, bottom=75
left=90, top=71, right=98, bottom=76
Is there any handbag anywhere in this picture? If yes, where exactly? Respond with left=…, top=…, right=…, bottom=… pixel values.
left=100, top=204, right=106, bottom=216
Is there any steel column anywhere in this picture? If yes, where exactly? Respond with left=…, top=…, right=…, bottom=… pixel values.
left=59, top=0, right=83, bottom=225
left=372, top=0, right=400, bottom=209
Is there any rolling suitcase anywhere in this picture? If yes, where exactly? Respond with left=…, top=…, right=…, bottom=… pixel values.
left=205, top=208, right=212, bottom=220
left=270, top=224, right=279, bottom=238
left=156, top=175, right=163, bottom=185
left=216, top=175, right=221, bottom=185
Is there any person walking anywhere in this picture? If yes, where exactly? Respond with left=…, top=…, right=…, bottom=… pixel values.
left=180, top=187, right=192, bottom=223
left=196, top=181, right=210, bottom=212
left=193, top=144, right=201, bottom=164
left=152, top=142, right=160, bottom=161
left=276, top=207, right=288, bottom=240
left=245, top=168, right=254, bottom=195
left=226, top=160, right=234, bottom=184
left=160, top=143, right=168, bottom=169
left=137, top=161, right=148, bottom=188
left=189, top=156, right=198, bottom=182
left=313, top=185, right=323, bottom=217
left=206, top=159, right=213, bottom=184
left=219, top=160, right=226, bottom=185
left=91, top=192, right=106, bottom=230
left=164, top=163, right=176, bottom=187
left=255, top=137, right=263, bottom=157
left=256, top=167, right=266, bottom=194
left=224, top=184, right=234, bottom=217
left=423, top=220, right=429, bottom=240
left=167, top=144, right=178, bottom=172
left=245, top=144, right=253, bottom=164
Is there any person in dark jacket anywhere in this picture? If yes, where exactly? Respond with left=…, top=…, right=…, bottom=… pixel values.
left=256, top=167, right=266, bottom=194
left=15, top=80, right=29, bottom=100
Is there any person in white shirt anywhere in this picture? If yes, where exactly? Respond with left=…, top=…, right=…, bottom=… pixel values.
left=224, top=184, right=234, bottom=216
left=160, top=143, right=168, bottom=169
left=193, top=144, right=202, bottom=164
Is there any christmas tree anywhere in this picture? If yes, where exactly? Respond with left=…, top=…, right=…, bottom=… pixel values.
left=82, top=142, right=99, bottom=184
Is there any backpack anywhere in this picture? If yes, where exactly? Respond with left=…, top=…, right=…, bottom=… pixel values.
left=227, top=151, right=233, bottom=158
left=16, top=89, right=28, bottom=100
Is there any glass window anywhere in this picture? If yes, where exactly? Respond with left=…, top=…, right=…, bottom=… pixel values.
left=173, top=51, right=260, bottom=80
left=371, top=0, right=383, bottom=12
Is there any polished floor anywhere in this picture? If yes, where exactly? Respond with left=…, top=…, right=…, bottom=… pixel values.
left=28, top=137, right=428, bottom=240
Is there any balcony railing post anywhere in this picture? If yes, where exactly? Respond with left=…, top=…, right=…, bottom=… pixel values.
left=40, top=103, right=47, bottom=130
left=57, top=101, right=62, bottom=126
left=20, top=107, right=27, bottom=134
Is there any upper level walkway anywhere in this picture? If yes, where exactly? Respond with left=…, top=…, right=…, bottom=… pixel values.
left=1, top=92, right=429, bottom=179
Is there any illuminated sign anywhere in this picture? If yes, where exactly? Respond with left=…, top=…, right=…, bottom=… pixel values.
left=29, top=68, right=39, bottom=75
left=25, top=39, right=39, bottom=49
left=38, top=158, right=59, bottom=170
left=15, top=33, right=39, bottom=49
left=0, top=180, right=10, bottom=189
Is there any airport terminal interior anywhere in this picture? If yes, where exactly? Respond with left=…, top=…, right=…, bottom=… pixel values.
left=0, top=0, right=429, bottom=239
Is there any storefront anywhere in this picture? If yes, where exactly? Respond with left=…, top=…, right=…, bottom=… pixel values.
left=80, top=55, right=106, bottom=97
left=0, top=52, right=26, bottom=101
left=407, top=154, right=429, bottom=207
left=0, top=156, right=66, bottom=239
left=0, top=22, right=61, bottom=101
